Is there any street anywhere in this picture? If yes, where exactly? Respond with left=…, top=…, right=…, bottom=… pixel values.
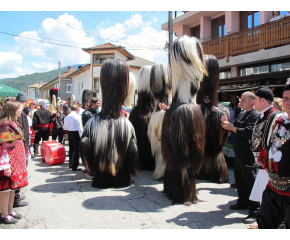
left=0, top=144, right=250, bottom=229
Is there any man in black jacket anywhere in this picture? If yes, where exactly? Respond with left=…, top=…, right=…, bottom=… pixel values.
left=221, top=91, right=260, bottom=222
left=33, top=101, right=51, bottom=156
left=51, top=105, right=65, bottom=143
left=82, top=97, right=100, bottom=127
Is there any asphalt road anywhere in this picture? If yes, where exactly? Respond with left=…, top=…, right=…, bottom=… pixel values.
left=0, top=145, right=251, bottom=229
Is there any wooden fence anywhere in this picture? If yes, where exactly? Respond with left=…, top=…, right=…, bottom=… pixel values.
left=202, top=16, right=290, bottom=61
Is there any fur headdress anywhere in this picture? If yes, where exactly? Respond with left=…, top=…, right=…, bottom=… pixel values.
left=100, top=59, right=129, bottom=118
left=150, top=63, right=172, bottom=108
left=137, top=65, right=152, bottom=93
left=82, top=89, right=97, bottom=107
left=49, top=87, right=58, bottom=103
left=197, top=55, right=220, bottom=108
left=170, top=36, right=208, bottom=103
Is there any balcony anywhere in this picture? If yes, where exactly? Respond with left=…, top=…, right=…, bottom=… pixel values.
left=202, top=16, right=290, bottom=61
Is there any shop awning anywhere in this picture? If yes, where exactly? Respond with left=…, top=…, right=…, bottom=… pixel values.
left=0, top=83, right=20, bottom=97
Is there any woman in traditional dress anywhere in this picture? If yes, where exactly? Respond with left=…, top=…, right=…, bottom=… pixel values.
left=0, top=101, right=30, bottom=224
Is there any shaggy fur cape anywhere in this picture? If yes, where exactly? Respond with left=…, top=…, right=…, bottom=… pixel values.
left=197, top=55, right=229, bottom=183
left=161, top=36, right=208, bottom=205
left=82, top=89, right=97, bottom=108
left=80, top=59, right=138, bottom=188
left=129, top=66, right=156, bottom=171
left=147, top=63, right=172, bottom=180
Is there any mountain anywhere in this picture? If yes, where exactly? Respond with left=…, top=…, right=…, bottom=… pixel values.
left=0, top=64, right=87, bottom=91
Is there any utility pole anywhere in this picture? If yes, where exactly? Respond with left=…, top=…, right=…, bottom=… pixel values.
left=37, top=76, right=39, bottom=99
left=168, top=11, right=173, bottom=64
left=58, top=61, right=61, bottom=99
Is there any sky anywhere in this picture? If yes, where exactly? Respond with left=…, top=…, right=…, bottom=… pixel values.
left=0, top=10, right=177, bottom=79
left=0, top=0, right=285, bottom=79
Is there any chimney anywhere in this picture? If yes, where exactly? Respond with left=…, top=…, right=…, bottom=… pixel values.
left=67, top=66, right=72, bottom=73
left=78, top=65, right=82, bottom=69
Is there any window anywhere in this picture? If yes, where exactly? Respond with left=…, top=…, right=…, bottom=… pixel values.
left=191, top=26, right=200, bottom=39
left=219, top=70, right=231, bottom=79
left=93, top=53, right=114, bottom=65
left=240, top=11, right=260, bottom=30
left=94, top=78, right=100, bottom=92
left=211, top=16, right=225, bottom=39
left=239, top=65, right=269, bottom=76
left=271, top=62, right=290, bottom=72
left=67, top=84, right=72, bottom=93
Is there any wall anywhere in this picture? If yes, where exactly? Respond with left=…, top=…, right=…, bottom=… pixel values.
left=72, top=69, right=91, bottom=102
left=60, top=79, right=72, bottom=101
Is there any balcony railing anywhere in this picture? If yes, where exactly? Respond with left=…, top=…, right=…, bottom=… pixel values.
left=202, top=16, right=290, bottom=61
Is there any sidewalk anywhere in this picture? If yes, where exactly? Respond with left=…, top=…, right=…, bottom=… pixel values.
left=0, top=144, right=250, bottom=229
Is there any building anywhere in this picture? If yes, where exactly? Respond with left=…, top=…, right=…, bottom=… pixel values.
left=162, top=11, right=290, bottom=106
left=68, top=43, right=155, bottom=105
left=26, top=82, right=45, bottom=99
left=38, top=66, right=76, bottom=102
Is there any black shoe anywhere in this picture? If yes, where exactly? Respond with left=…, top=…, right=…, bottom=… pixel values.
left=13, top=201, right=29, bottom=208
left=72, top=168, right=82, bottom=171
left=0, top=216, right=18, bottom=224
left=9, top=212, right=23, bottom=219
left=230, top=203, right=248, bottom=210
left=243, top=214, right=257, bottom=224
left=230, top=183, right=237, bottom=188
left=20, top=195, right=26, bottom=201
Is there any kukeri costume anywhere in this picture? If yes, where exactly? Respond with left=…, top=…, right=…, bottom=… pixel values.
left=196, top=55, right=229, bottom=184
left=161, top=36, right=207, bottom=204
left=147, top=63, right=172, bottom=180
left=129, top=66, right=156, bottom=171
left=80, top=59, right=138, bottom=188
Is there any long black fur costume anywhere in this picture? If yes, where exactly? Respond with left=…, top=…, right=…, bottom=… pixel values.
left=49, top=88, right=58, bottom=103
left=161, top=36, right=208, bottom=205
left=82, top=89, right=97, bottom=108
left=80, top=59, right=138, bottom=188
left=129, top=66, right=156, bottom=171
left=196, top=55, right=229, bottom=184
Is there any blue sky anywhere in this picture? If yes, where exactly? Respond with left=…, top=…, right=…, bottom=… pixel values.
left=1, top=0, right=286, bottom=79
left=0, top=9, right=178, bottom=79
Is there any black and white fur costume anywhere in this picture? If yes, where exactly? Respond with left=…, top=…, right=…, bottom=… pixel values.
left=196, top=55, right=229, bottom=184
left=161, top=36, right=208, bottom=205
left=147, top=63, right=172, bottom=180
left=80, top=59, right=138, bottom=188
left=129, top=66, right=156, bottom=171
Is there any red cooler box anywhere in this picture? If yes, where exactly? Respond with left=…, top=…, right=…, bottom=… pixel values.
left=41, top=141, right=59, bottom=158
left=43, top=142, right=66, bottom=166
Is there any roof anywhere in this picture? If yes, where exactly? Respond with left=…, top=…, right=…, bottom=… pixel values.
left=40, top=69, right=75, bottom=89
left=28, top=82, right=45, bottom=89
left=126, top=56, right=155, bottom=68
left=66, top=64, right=90, bottom=79
left=0, top=83, right=20, bottom=97
left=82, top=43, right=134, bottom=59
